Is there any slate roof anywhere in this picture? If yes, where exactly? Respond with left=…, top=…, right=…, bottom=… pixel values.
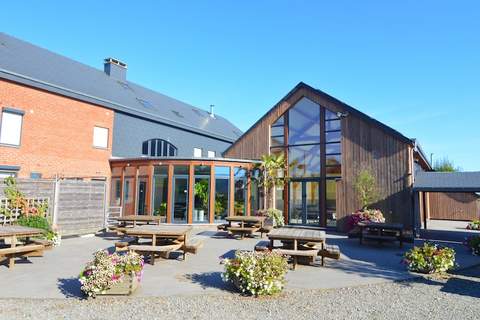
left=414, top=171, right=480, bottom=192
left=0, top=33, right=241, bottom=142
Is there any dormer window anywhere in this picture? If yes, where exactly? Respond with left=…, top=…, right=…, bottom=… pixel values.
left=142, top=139, right=177, bottom=157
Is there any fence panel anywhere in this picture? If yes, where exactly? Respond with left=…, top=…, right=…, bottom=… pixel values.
left=56, top=180, right=106, bottom=236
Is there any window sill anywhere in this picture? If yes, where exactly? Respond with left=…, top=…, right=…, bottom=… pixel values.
left=0, top=143, right=21, bottom=149
left=92, top=146, right=109, bottom=150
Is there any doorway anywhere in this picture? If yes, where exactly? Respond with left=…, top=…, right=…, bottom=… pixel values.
left=137, top=178, right=147, bottom=215
left=289, top=180, right=320, bottom=225
left=172, top=176, right=189, bottom=223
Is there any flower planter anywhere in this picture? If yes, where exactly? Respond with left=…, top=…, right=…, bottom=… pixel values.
left=96, top=272, right=139, bottom=296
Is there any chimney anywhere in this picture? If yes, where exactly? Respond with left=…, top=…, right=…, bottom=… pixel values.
left=209, top=104, right=215, bottom=118
left=104, top=57, right=127, bottom=81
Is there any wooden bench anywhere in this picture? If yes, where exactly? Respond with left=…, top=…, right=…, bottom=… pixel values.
left=317, top=244, right=341, bottom=266
left=273, top=248, right=319, bottom=270
left=227, top=227, right=259, bottom=239
left=115, top=237, right=137, bottom=252
left=183, top=237, right=204, bottom=254
left=31, top=239, right=54, bottom=250
left=254, top=240, right=271, bottom=252
left=216, top=223, right=229, bottom=231
left=0, top=244, right=45, bottom=268
left=129, top=243, right=183, bottom=265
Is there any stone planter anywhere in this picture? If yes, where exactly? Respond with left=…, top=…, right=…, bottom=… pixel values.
left=96, top=272, right=140, bottom=296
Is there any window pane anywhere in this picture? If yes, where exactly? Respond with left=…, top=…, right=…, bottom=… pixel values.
left=207, top=151, right=215, bottom=158
left=234, top=167, right=246, bottom=215
left=270, top=147, right=285, bottom=159
left=194, top=165, right=210, bottom=175
left=174, top=165, right=189, bottom=175
left=325, top=109, right=340, bottom=120
left=270, top=135, right=284, bottom=147
left=154, top=165, right=168, bottom=175
left=325, top=119, right=341, bottom=131
left=326, top=143, right=341, bottom=155
left=288, top=145, right=321, bottom=178
left=0, top=112, right=23, bottom=145
left=93, top=126, right=108, bottom=148
left=325, top=131, right=341, bottom=143
left=326, top=179, right=337, bottom=227
left=153, top=175, right=168, bottom=219
left=326, top=154, right=341, bottom=166
left=326, top=165, right=341, bottom=176
left=288, top=97, right=320, bottom=145
left=271, top=126, right=284, bottom=137
left=150, top=139, right=157, bottom=156
left=142, top=141, right=148, bottom=155
left=194, top=176, right=210, bottom=223
left=193, top=148, right=202, bottom=157
left=215, top=166, right=230, bottom=176
left=214, top=175, right=229, bottom=221
left=169, top=145, right=176, bottom=156
left=110, top=178, right=121, bottom=206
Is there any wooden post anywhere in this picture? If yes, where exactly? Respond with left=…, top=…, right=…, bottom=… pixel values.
left=230, top=166, right=235, bottom=216
left=246, top=171, right=251, bottom=216
left=209, top=165, right=215, bottom=223
left=188, top=164, right=194, bottom=223
left=166, top=165, right=173, bottom=223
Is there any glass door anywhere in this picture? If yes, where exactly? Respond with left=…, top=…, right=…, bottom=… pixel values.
left=289, top=180, right=320, bottom=225
left=172, top=177, right=189, bottom=223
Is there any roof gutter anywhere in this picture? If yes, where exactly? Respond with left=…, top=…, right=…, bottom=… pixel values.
left=0, top=68, right=236, bottom=143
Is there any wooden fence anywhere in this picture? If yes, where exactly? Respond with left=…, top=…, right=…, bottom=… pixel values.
left=0, top=178, right=107, bottom=236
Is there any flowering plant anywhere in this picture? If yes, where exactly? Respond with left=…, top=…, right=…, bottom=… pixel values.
left=464, top=235, right=480, bottom=255
left=466, top=220, right=480, bottom=230
left=222, top=251, right=288, bottom=296
left=79, top=250, right=144, bottom=297
left=403, top=242, right=456, bottom=274
left=346, top=209, right=385, bottom=231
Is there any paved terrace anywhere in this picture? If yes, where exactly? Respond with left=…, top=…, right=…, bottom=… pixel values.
left=0, top=226, right=478, bottom=299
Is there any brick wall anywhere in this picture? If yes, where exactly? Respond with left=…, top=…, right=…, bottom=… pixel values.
left=0, top=79, right=113, bottom=179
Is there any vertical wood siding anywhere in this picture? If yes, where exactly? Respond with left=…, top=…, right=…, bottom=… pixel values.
left=428, top=192, right=480, bottom=221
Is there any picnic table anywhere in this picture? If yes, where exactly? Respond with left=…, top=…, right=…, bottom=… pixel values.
left=267, top=228, right=326, bottom=269
left=0, top=225, right=45, bottom=269
left=114, top=215, right=163, bottom=227
left=357, top=221, right=404, bottom=247
left=225, top=216, right=266, bottom=239
left=124, top=225, right=192, bottom=264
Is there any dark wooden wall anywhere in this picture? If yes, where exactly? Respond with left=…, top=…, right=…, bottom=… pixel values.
left=428, top=192, right=480, bottom=221
left=225, top=85, right=414, bottom=230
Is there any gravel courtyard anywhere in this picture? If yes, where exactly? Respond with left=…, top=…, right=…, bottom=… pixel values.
left=1, top=265, right=480, bottom=320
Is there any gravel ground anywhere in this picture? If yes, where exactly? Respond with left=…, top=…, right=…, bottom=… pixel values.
left=2, top=266, right=480, bottom=320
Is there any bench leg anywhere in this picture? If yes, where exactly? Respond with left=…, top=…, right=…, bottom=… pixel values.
left=8, top=255, right=15, bottom=269
left=321, top=255, right=325, bottom=267
left=151, top=253, right=155, bottom=265
left=293, top=256, right=297, bottom=270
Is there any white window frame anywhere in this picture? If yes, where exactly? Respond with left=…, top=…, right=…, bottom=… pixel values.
left=0, top=171, right=17, bottom=178
left=0, top=110, right=24, bottom=146
left=193, top=147, right=202, bottom=158
left=93, top=126, right=109, bottom=149
left=207, top=150, right=216, bottom=158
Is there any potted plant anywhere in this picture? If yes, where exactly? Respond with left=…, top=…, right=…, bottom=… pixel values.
left=403, top=242, right=456, bottom=274
left=222, top=250, right=288, bottom=296
left=79, top=250, right=144, bottom=297
left=465, top=235, right=480, bottom=255
left=264, top=208, right=284, bottom=227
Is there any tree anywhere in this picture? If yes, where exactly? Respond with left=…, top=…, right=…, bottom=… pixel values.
left=433, top=158, right=460, bottom=172
left=253, top=153, right=286, bottom=209
left=354, top=168, right=380, bottom=209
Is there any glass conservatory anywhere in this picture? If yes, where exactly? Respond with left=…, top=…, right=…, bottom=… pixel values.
left=110, top=157, right=260, bottom=224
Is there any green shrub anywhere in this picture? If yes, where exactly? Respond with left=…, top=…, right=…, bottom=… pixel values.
left=467, top=220, right=480, bottom=230
left=265, top=208, right=285, bottom=227
left=222, top=251, right=289, bottom=296
left=403, top=242, right=456, bottom=274
left=17, top=215, right=51, bottom=231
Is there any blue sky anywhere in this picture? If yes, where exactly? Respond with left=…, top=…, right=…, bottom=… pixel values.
left=2, top=1, right=479, bottom=170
